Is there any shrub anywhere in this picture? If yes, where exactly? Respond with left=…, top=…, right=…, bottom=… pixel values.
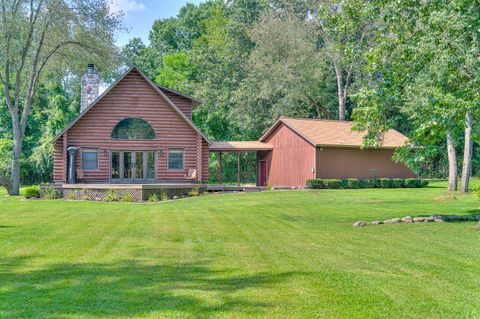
left=160, top=192, right=169, bottom=201
left=420, top=179, right=429, bottom=187
left=121, top=195, right=133, bottom=202
left=104, top=190, right=118, bottom=202
left=188, top=187, right=200, bottom=197
left=43, top=188, right=61, bottom=200
left=344, top=179, right=359, bottom=189
left=358, top=179, right=370, bottom=189
left=379, top=178, right=394, bottom=188
left=306, top=179, right=325, bottom=189
left=405, top=178, right=418, bottom=188
left=148, top=193, right=159, bottom=202
left=24, top=186, right=40, bottom=199
left=67, top=194, right=77, bottom=200
left=80, top=195, right=90, bottom=201
left=474, top=184, right=480, bottom=203
left=392, top=179, right=404, bottom=188
left=371, top=178, right=382, bottom=188
left=323, top=179, right=342, bottom=189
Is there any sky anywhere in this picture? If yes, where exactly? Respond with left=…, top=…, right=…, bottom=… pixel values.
left=110, top=0, right=204, bottom=47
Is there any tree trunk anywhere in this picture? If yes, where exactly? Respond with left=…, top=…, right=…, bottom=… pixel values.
left=334, top=62, right=346, bottom=121
left=446, top=128, right=458, bottom=192
left=9, top=127, right=22, bottom=196
left=461, top=111, right=473, bottom=193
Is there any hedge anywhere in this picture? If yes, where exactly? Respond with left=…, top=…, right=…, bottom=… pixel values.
left=306, top=178, right=428, bottom=189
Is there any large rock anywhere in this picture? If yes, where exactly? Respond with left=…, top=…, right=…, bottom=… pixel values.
left=433, top=215, right=447, bottom=222
left=353, top=221, right=367, bottom=227
left=401, top=216, right=413, bottom=223
left=424, top=216, right=434, bottom=222
left=475, top=221, right=480, bottom=230
left=371, top=220, right=383, bottom=225
left=412, top=217, right=425, bottom=222
left=384, top=218, right=401, bottom=224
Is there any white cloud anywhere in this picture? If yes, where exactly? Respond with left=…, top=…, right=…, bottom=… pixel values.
left=109, top=0, right=146, bottom=15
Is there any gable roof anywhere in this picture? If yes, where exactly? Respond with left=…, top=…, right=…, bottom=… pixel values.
left=156, top=85, right=201, bottom=106
left=260, top=117, right=409, bottom=149
left=53, top=65, right=210, bottom=144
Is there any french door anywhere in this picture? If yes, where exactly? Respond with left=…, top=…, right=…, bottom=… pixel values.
left=111, top=151, right=156, bottom=182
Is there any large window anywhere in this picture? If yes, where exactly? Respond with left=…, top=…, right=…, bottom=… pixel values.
left=111, top=118, right=156, bottom=140
left=82, top=148, right=98, bottom=170
left=168, top=149, right=184, bottom=170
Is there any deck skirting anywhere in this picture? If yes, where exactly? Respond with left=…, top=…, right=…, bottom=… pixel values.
left=56, top=183, right=264, bottom=201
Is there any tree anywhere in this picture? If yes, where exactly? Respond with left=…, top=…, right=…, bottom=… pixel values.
left=353, top=0, right=480, bottom=192
left=311, top=0, right=376, bottom=120
left=0, top=0, right=121, bottom=195
left=234, top=9, right=337, bottom=137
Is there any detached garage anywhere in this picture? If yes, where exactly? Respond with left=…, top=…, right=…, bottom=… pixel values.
left=256, top=117, right=416, bottom=187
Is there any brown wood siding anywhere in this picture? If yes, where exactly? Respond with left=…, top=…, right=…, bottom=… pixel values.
left=54, top=69, right=207, bottom=183
left=161, top=90, right=193, bottom=119
left=202, top=139, right=209, bottom=181
left=315, top=147, right=416, bottom=179
left=259, top=123, right=315, bottom=187
left=53, top=136, right=65, bottom=183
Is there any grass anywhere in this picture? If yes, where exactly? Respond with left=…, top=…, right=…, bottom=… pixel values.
left=0, top=181, right=479, bottom=319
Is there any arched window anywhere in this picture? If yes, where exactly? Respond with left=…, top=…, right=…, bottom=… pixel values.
left=111, top=118, right=156, bottom=140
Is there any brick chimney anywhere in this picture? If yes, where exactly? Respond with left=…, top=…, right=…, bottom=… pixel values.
left=80, top=64, right=100, bottom=112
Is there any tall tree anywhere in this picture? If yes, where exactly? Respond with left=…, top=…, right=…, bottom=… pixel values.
left=312, top=0, right=376, bottom=120
left=0, top=0, right=121, bottom=195
left=353, top=0, right=480, bottom=192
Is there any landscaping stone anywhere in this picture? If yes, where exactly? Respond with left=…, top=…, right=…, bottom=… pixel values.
left=173, top=196, right=179, bottom=200
left=424, top=216, right=434, bottom=222
left=371, top=220, right=383, bottom=225
left=353, top=221, right=367, bottom=227
left=476, top=221, right=480, bottom=230
left=475, top=215, right=480, bottom=221
left=401, top=216, right=413, bottom=223
left=412, top=217, right=425, bottom=222
left=432, top=215, right=447, bottom=222
left=391, top=218, right=401, bottom=223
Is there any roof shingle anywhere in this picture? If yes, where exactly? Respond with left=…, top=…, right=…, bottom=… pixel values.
left=261, top=117, right=409, bottom=149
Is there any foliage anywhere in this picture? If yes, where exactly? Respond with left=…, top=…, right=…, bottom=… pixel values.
left=473, top=184, right=480, bottom=203
left=42, top=188, right=61, bottom=200
left=104, top=190, right=119, bottom=202
left=67, top=194, right=77, bottom=200
left=148, top=194, right=159, bottom=202
left=160, top=192, right=169, bottom=201
left=120, top=195, right=133, bottom=202
left=0, top=0, right=122, bottom=195
left=24, top=186, right=40, bottom=199
left=392, top=179, right=405, bottom=188
left=188, top=187, right=200, bottom=197
left=307, top=178, right=427, bottom=189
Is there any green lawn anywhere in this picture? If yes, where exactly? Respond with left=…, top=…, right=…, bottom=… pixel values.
left=0, top=182, right=479, bottom=319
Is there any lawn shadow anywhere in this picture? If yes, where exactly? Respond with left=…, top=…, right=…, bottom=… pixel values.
left=0, top=255, right=295, bottom=318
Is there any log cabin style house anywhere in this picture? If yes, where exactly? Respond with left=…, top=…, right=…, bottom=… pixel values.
left=53, top=65, right=415, bottom=189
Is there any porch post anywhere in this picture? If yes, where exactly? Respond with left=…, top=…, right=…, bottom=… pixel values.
left=218, top=151, right=223, bottom=184
left=237, top=151, right=241, bottom=186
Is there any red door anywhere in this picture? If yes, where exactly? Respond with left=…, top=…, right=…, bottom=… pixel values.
left=260, top=160, right=267, bottom=186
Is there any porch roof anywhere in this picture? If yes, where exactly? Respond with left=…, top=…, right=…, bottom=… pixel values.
left=209, top=141, right=273, bottom=152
